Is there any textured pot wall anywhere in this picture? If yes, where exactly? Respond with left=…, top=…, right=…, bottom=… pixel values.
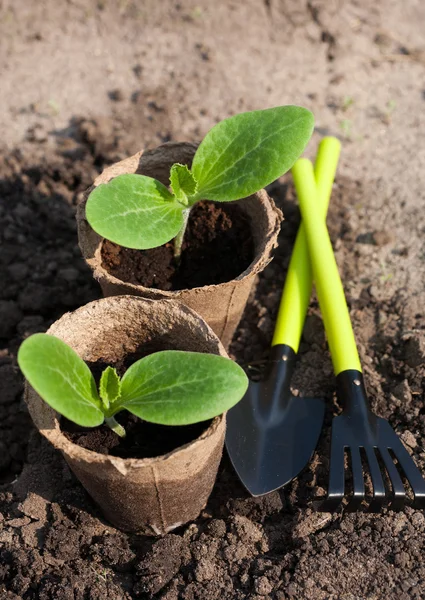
left=25, top=296, right=227, bottom=535
left=77, top=142, right=282, bottom=348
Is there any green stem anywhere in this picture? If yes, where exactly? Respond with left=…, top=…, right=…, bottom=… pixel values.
left=174, top=208, right=191, bottom=261
left=105, top=416, right=126, bottom=438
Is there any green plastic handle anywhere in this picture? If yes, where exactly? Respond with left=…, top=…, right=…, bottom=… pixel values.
left=291, top=158, right=362, bottom=375
left=272, top=137, right=342, bottom=352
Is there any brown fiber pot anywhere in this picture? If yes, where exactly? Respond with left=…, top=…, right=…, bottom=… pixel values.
left=77, top=142, right=282, bottom=349
left=25, top=296, right=228, bottom=535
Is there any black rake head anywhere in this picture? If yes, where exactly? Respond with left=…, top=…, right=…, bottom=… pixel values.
left=321, top=371, right=425, bottom=512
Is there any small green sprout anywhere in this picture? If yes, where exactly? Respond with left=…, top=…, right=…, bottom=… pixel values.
left=339, top=118, right=352, bottom=139
left=86, top=106, right=314, bottom=259
left=47, top=99, right=60, bottom=116
left=382, top=99, right=397, bottom=125
left=386, top=99, right=397, bottom=113
left=342, top=96, right=354, bottom=111
left=18, top=333, right=249, bottom=438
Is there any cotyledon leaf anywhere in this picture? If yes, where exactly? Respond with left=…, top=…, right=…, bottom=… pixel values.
left=85, top=174, right=185, bottom=249
left=116, top=351, right=249, bottom=425
left=17, top=333, right=104, bottom=427
left=191, top=106, right=314, bottom=202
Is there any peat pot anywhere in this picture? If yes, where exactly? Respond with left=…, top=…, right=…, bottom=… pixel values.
left=77, top=142, right=282, bottom=349
left=25, top=296, right=227, bottom=535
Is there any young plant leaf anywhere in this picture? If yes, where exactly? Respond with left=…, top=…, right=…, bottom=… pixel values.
left=170, top=163, right=197, bottom=205
left=191, top=106, right=314, bottom=202
left=99, top=366, right=121, bottom=409
left=17, top=333, right=104, bottom=427
left=116, top=351, right=248, bottom=425
left=86, top=174, right=185, bottom=249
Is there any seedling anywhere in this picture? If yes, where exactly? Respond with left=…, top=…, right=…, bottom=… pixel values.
left=339, top=118, right=352, bottom=139
left=342, top=96, right=354, bottom=111
left=18, top=333, right=248, bottom=437
left=382, top=99, right=397, bottom=125
left=86, top=106, right=314, bottom=259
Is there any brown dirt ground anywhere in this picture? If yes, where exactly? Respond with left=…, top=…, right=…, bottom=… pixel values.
left=1, top=1, right=425, bottom=598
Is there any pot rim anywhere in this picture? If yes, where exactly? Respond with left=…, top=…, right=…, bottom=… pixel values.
left=78, top=142, right=282, bottom=295
left=37, top=407, right=225, bottom=471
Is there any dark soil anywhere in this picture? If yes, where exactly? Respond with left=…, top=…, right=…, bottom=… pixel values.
left=0, top=124, right=101, bottom=485
left=101, top=201, right=255, bottom=291
left=1, top=117, right=425, bottom=599
left=63, top=413, right=210, bottom=459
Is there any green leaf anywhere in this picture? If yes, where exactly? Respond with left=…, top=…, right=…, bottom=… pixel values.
left=99, top=366, right=121, bottom=409
left=116, top=351, right=248, bottom=425
left=17, top=333, right=104, bottom=428
left=86, top=174, right=185, bottom=250
left=170, top=163, right=197, bottom=205
left=191, top=106, right=314, bottom=201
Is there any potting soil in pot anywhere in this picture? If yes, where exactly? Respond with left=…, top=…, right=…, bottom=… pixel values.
left=60, top=347, right=212, bottom=458
left=101, top=201, right=255, bottom=290
left=62, top=414, right=210, bottom=459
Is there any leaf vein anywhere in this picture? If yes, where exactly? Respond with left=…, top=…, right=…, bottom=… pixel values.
left=198, top=117, right=304, bottom=194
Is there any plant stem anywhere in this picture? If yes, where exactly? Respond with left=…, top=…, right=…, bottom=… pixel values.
left=174, top=208, right=191, bottom=262
left=105, top=416, right=126, bottom=438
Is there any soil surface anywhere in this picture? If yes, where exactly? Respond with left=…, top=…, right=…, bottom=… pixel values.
left=102, top=201, right=254, bottom=290
left=1, top=1, right=425, bottom=599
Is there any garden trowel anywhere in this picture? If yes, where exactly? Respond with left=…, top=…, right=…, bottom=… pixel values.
left=226, top=137, right=341, bottom=496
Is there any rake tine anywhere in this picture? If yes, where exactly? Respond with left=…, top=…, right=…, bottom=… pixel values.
left=321, top=440, right=345, bottom=511
left=390, top=438, right=425, bottom=509
left=365, top=447, right=386, bottom=512
left=379, top=447, right=406, bottom=511
left=346, top=448, right=365, bottom=511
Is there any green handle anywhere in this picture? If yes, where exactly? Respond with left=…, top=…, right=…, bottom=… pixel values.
left=272, top=137, right=341, bottom=352
left=291, top=158, right=362, bottom=375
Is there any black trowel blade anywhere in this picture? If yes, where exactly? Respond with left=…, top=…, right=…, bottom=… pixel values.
left=225, top=346, right=325, bottom=496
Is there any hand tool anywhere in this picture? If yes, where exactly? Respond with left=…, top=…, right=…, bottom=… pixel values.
left=225, top=138, right=340, bottom=496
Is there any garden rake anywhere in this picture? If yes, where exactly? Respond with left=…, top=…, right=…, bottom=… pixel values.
left=292, top=157, right=425, bottom=512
